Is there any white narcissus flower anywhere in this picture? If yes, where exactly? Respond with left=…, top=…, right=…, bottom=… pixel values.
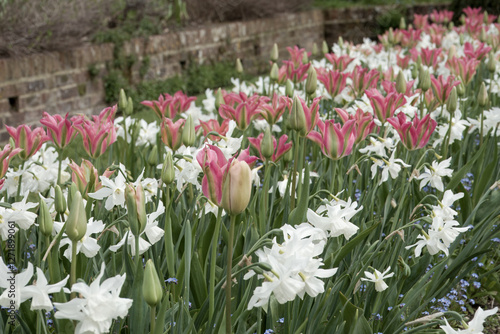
left=359, top=136, right=396, bottom=158
left=54, top=263, right=133, bottom=334
left=8, top=192, right=38, bottom=230
left=22, top=268, right=69, bottom=311
left=0, top=258, right=33, bottom=309
left=433, top=110, right=470, bottom=148
left=433, top=190, right=463, bottom=220
left=370, top=151, right=410, bottom=185
left=417, top=158, right=453, bottom=192
left=88, top=170, right=127, bottom=210
left=440, top=307, right=498, bottom=334
left=209, top=120, right=243, bottom=159
left=56, top=218, right=105, bottom=261
left=360, top=267, right=395, bottom=292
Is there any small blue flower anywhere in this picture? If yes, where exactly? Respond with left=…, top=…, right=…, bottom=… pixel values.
left=165, top=278, right=178, bottom=284
left=277, top=318, right=284, bottom=324
left=473, top=282, right=481, bottom=289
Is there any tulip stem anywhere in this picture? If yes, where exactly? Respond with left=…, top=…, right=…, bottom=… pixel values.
left=135, top=234, right=140, bottom=270
left=209, top=207, right=223, bottom=323
left=226, top=214, right=236, bottom=334
left=290, top=132, right=300, bottom=209
left=260, top=160, right=271, bottom=235
left=150, top=306, right=156, bottom=333
left=70, top=241, right=78, bottom=300
left=57, top=153, right=63, bottom=186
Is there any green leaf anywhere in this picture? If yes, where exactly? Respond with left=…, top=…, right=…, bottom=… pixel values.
left=332, top=222, right=380, bottom=267
left=446, top=142, right=487, bottom=191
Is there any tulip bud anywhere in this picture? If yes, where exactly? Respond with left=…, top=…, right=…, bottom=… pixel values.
left=416, top=55, right=422, bottom=68
left=459, top=34, right=464, bottom=45
left=270, top=63, right=279, bottom=82
left=126, top=183, right=147, bottom=236
left=338, top=36, right=344, bottom=49
left=143, top=259, right=163, bottom=307
left=39, top=197, right=53, bottom=237
left=162, top=152, right=175, bottom=185
left=483, top=11, right=489, bottom=25
left=270, top=43, right=279, bottom=62
left=285, top=79, right=294, bottom=98
left=67, top=182, right=78, bottom=209
left=55, top=185, right=67, bottom=214
left=322, top=40, right=329, bottom=55
left=388, top=28, right=395, bottom=45
left=261, top=127, right=274, bottom=160
left=411, top=64, right=418, bottom=79
left=215, top=88, right=223, bottom=111
left=236, top=58, right=243, bottom=73
left=147, top=145, right=158, bottom=166
left=302, top=52, right=309, bottom=64
left=66, top=191, right=87, bottom=242
left=446, top=87, right=458, bottom=112
left=448, top=45, right=456, bottom=61
left=312, top=43, right=319, bottom=56
left=399, top=17, right=406, bottom=30
left=119, top=89, right=128, bottom=111
left=478, top=82, right=488, bottom=107
left=420, top=69, right=431, bottom=92
left=283, top=148, right=293, bottom=163
left=221, top=160, right=252, bottom=215
left=125, top=97, right=134, bottom=115
left=487, top=52, right=496, bottom=73
left=396, top=71, right=407, bottom=94
left=456, top=81, right=465, bottom=97
left=288, top=95, right=306, bottom=133
left=305, top=66, right=317, bottom=96
left=460, top=14, right=465, bottom=25
left=448, top=22, right=454, bottom=30
left=182, top=114, right=196, bottom=147
left=479, top=27, right=487, bottom=43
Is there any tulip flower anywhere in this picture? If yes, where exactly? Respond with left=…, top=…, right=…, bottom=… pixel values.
left=324, top=53, right=354, bottom=71
left=40, top=112, right=76, bottom=150
left=0, top=144, right=21, bottom=178
left=221, top=159, right=252, bottom=215
left=141, top=91, right=196, bottom=119
left=365, top=89, right=406, bottom=123
left=464, top=41, right=491, bottom=60
left=160, top=117, right=186, bottom=151
left=197, top=119, right=230, bottom=142
left=387, top=113, right=437, bottom=150
left=126, top=183, right=147, bottom=237
left=6, top=124, right=50, bottom=160
left=335, top=108, right=376, bottom=144
left=258, top=93, right=292, bottom=126
left=430, top=75, right=461, bottom=106
left=349, top=66, right=379, bottom=98
left=286, top=45, right=310, bottom=67
left=248, top=133, right=292, bottom=162
left=317, top=69, right=348, bottom=99
left=307, top=119, right=356, bottom=160
left=219, top=92, right=263, bottom=130
left=69, top=159, right=114, bottom=197
left=289, top=96, right=321, bottom=137
left=429, top=9, right=453, bottom=24
left=446, top=56, right=480, bottom=85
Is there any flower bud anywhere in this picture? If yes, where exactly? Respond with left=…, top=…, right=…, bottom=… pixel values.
left=261, top=127, right=274, bottom=160
left=456, top=81, right=465, bottom=97
left=126, top=183, right=147, bottom=236
left=236, top=58, right=244, bottom=73
left=38, top=197, right=53, bottom=237
left=480, top=27, right=487, bottom=43
left=338, top=36, right=344, bottom=49
left=67, top=182, right=78, bottom=209
left=416, top=55, right=422, bottom=68
left=288, top=95, right=306, bottom=133
left=270, top=43, right=279, bottom=62
left=270, top=63, right=279, bottom=82
left=448, top=22, right=454, bottom=30
left=302, top=52, right=309, bottom=64
left=285, top=79, right=294, bottom=98
left=322, top=40, right=329, bottom=55
left=125, top=97, right=134, bottom=115
left=66, top=190, right=87, bottom=242
left=222, top=160, right=252, bottom=215
left=478, top=82, right=488, bottom=107
left=446, top=87, right=458, bottom=112
left=119, top=89, right=128, bottom=111
left=55, top=185, right=67, bottom=214
left=147, top=145, right=158, bottom=166
left=487, top=52, right=496, bottom=73
left=399, top=17, right=406, bottom=30
left=396, top=71, right=407, bottom=94
left=283, top=148, right=293, bottom=163
left=420, top=69, right=431, bottom=92
left=398, top=256, right=411, bottom=277
left=483, top=10, right=489, bottom=24
left=460, top=14, right=465, bottom=25
left=182, top=114, right=196, bottom=147
left=305, top=66, right=317, bottom=96
left=215, top=88, right=224, bottom=111
left=143, top=259, right=163, bottom=307
left=448, top=45, right=456, bottom=61
left=312, top=43, right=319, bottom=56
left=388, top=28, right=395, bottom=45
left=162, top=152, right=175, bottom=185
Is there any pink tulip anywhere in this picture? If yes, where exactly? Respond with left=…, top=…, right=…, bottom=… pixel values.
left=197, top=119, right=230, bottom=142
left=349, top=66, right=379, bottom=98
left=410, top=47, right=442, bottom=69
left=286, top=46, right=310, bottom=67
left=0, top=144, right=21, bottom=178
left=413, top=14, right=429, bottom=29
left=6, top=124, right=50, bottom=160
left=141, top=94, right=169, bottom=119
left=382, top=79, right=417, bottom=97
left=429, top=9, right=453, bottom=24
left=281, top=61, right=310, bottom=83
left=40, top=112, right=76, bottom=150
left=160, top=118, right=186, bottom=151
left=397, top=54, right=412, bottom=69
left=365, top=88, right=406, bottom=123
left=324, top=53, right=355, bottom=71
left=69, top=159, right=114, bottom=197
left=446, top=56, right=480, bottom=85
left=317, top=68, right=348, bottom=99
left=335, top=108, right=376, bottom=144
left=248, top=133, right=292, bottom=162
left=290, top=96, right=321, bottom=136
left=219, top=92, right=263, bottom=130
left=307, top=119, right=356, bottom=160
left=464, top=42, right=491, bottom=61
left=258, top=93, right=292, bottom=125
left=430, top=75, right=461, bottom=106
left=387, top=113, right=437, bottom=150
left=141, top=91, right=196, bottom=119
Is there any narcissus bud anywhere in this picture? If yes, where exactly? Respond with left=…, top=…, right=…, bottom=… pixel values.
left=270, top=43, right=279, bottom=63
left=55, top=185, right=66, bottom=214
left=143, top=259, right=163, bottom=307
left=487, top=52, right=496, bottom=73
left=147, top=145, right=158, bottom=166
left=270, top=63, right=279, bottom=82
left=162, top=152, right=175, bottom=185
left=221, top=160, right=252, bottom=215
left=446, top=87, right=457, bottom=112
left=126, top=183, right=147, bottom=236
left=396, top=71, right=407, bottom=94
left=119, top=89, right=128, bottom=111
left=66, top=190, right=87, bottom=242
left=182, top=114, right=196, bottom=147
left=261, top=127, right=274, bottom=160
left=399, top=17, right=406, bottom=30
left=322, top=40, right=329, bottom=55
left=285, top=79, right=294, bottom=98
left=305, top=66, right=317, bottom=96
left=288, top=95, right=306, bottom=133
left=39, top=197, right=53, bottom=237
left=236, top=58, right=243, bottom=73
left=478, top=82, right=488, bottom=107
left=125, top=97, right=133, bottom=115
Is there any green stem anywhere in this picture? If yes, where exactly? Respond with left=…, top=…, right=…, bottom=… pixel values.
left=163, top=187, right=175, bottom=278
left=260, top=160, right=271, bottom=235
left=57, top=152, right=63, bottom=186
left=135, top=234, right=140, bottom=270
left=442, top=105, right=453, bottom=158
left=70, top=241, right=78, bottom=299
left=290, top=132, right=300, bottom=209
left=226, top=214, right=236, bottom=334
left=16, top=161, right=25, bottom=200
left=209, top=207, right=223, bottom=323
left=150, top=306, right=156, bottom=333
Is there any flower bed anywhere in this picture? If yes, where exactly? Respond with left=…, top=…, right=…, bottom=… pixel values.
left=0, top=6, right=499, bottom=334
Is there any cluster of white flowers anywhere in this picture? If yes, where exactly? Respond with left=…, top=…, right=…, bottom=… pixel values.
left=416, top=157, right=454, bottom=192
left=406, top=190, right=470, bottom=257
left=0, top=193, right=38, bottom=240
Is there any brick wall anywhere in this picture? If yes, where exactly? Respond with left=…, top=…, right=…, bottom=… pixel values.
left=0, top=3, right=447, bottom=141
